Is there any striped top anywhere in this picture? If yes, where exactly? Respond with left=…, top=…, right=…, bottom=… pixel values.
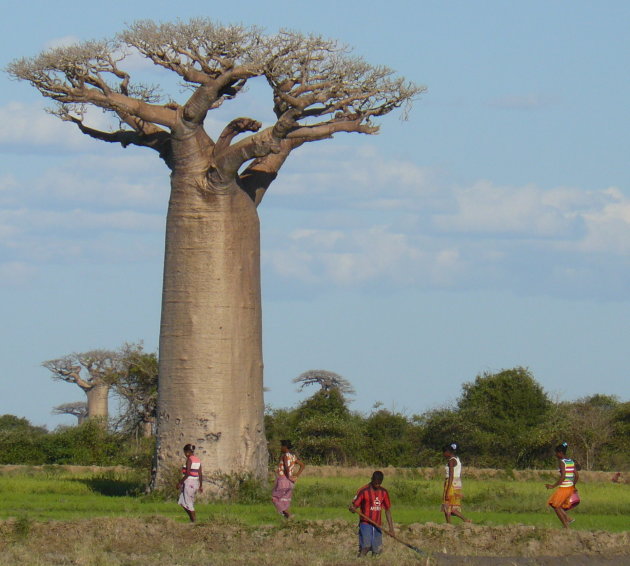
left=181, top=455, right=201, bottom=477
left=277, top=452, right=298, bottom=478
left=560, top=458, right=576, bottom=487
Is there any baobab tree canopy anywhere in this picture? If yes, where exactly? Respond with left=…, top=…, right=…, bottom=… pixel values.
left=8, top=19, right=423, bottom=490
left=8, top=20, right=421, bottom=188
left=294, top=369, right=356, bottom=396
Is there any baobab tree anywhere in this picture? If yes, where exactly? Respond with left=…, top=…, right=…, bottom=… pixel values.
left=293, top=369, right=356, bottom=397
left=42, top=350, right=120, bottom=421
left=52, top=401, right=88, bottom=425
left=9, top=19, right=423, bottom=488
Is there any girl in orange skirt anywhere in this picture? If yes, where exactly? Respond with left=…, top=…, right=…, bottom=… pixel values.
left=545, top=442, right=580, bottom=528
left=441, top=443, right=471, bottom=524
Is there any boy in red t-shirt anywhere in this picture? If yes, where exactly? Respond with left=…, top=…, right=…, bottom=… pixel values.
left=349, top=470, right=394, bottom=556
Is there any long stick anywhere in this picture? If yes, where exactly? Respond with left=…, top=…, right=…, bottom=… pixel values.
left=354, top=510, right=426, bottom=556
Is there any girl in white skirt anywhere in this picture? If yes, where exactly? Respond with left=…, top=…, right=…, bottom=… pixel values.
left=177, top=444, right=203, bottom=522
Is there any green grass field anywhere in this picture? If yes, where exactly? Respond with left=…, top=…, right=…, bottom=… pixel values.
left=0, top=466, right=628, bottom=532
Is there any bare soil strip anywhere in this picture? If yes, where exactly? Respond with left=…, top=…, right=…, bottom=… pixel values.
left=1, top=517, right=628, bottom=566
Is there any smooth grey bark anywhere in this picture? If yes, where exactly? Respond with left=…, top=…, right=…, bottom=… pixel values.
left=84, top=382, right=110, bottom=420
left=155, top=176, right=267, bottom=485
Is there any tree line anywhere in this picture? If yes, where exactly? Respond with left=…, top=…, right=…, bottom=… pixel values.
left=265, top=367, right=630, bottom=471
left=2, top=363, right=628, bottom=471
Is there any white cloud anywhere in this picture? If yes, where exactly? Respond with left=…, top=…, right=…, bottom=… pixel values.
left=432, top=180, right=585, bottom=238
left=1, top=151, right=169, bottom=211
left=270, top=144, right=441, bottom=208
left=2, top=131, right=629, bottom=299
left=263, top=150, right=630, bottom=299
left=0, top=102, right=98, bottom=152
left=577, top=187, right=630, bottom=255
left=266, top=225, right=464, bottom=289
left=33, top=161, right=168, bottom=210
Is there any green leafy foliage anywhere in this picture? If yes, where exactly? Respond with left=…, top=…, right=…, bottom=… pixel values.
left=265, top=366, right=630, bottom=470
left=362, top=409, right=420, bottom=467
left=5, top=364, right=630, bottom=472
left=0, top=415, right=152, bottom=467
left=455, top=367, right=553, bottom=468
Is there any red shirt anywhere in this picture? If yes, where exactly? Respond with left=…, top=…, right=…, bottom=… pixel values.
left=352, top=483, right=391, bottom=526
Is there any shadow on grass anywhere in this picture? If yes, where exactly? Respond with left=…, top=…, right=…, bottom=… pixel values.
left=72, top=477, right=147, bottom=496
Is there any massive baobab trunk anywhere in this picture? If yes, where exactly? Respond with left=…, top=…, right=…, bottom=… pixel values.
left=155, top=176, right=266, bottom=483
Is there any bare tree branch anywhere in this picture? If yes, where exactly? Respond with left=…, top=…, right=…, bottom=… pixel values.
left=260, top=31, right=424, bottom=146
left=120, top=20, right=268, bottom=125
left=42, top=350, right=121, bottom=392
left=7, top=42, right=176, bottom=129
left=214, top=30, right=423, bottom=189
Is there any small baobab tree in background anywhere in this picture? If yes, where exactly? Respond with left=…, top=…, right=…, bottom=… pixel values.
left=9, top=19, right=423, bottom=489
left=293, top=369, right=356, bottom=397
left=293, top=370, right=357, bottom=464
left=52, top=401, right=88, bottom=425
left=42, top=350, right=120, bottom=422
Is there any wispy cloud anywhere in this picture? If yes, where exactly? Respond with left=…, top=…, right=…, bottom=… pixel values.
left=0, top=102, right=121, bottom=153
left=0, top=151, right=169, bottom=210
left=2, top=136, right=629, bottom=299
left=0, top=102, right=87, bottom=152
left=431, top=180, right=587, bottom=238
left=262, top=147, right=630, bottom=299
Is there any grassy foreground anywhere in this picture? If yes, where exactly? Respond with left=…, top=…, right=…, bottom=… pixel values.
left=0, top=466, right=628, bottom=565
left=0, top=465, right=627, bottom=530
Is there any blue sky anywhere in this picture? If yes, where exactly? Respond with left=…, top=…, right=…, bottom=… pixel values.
left=1, top=1, right=629, bottom=428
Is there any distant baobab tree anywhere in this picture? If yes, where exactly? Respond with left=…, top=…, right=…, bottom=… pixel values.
left=52, top=401, right=88, bottom=425
left=293, top=369, right=356, bottom=397
left=9, top=19, right=423, bottom=488
left=42, top=350, right=120, bottom=421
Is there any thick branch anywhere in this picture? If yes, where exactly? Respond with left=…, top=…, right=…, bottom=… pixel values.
left=287, top=119, right=378, bottom=139
left=60, top=112, right=170, bottom=153
left=42, top=359, right=92, bottom=391
left=239, top=140, right=303, bottom=206
left=215, top=117, right=262, bottom=156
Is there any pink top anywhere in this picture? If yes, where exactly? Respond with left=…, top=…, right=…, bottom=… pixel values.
left=182, top=455, right=201, bottom=477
